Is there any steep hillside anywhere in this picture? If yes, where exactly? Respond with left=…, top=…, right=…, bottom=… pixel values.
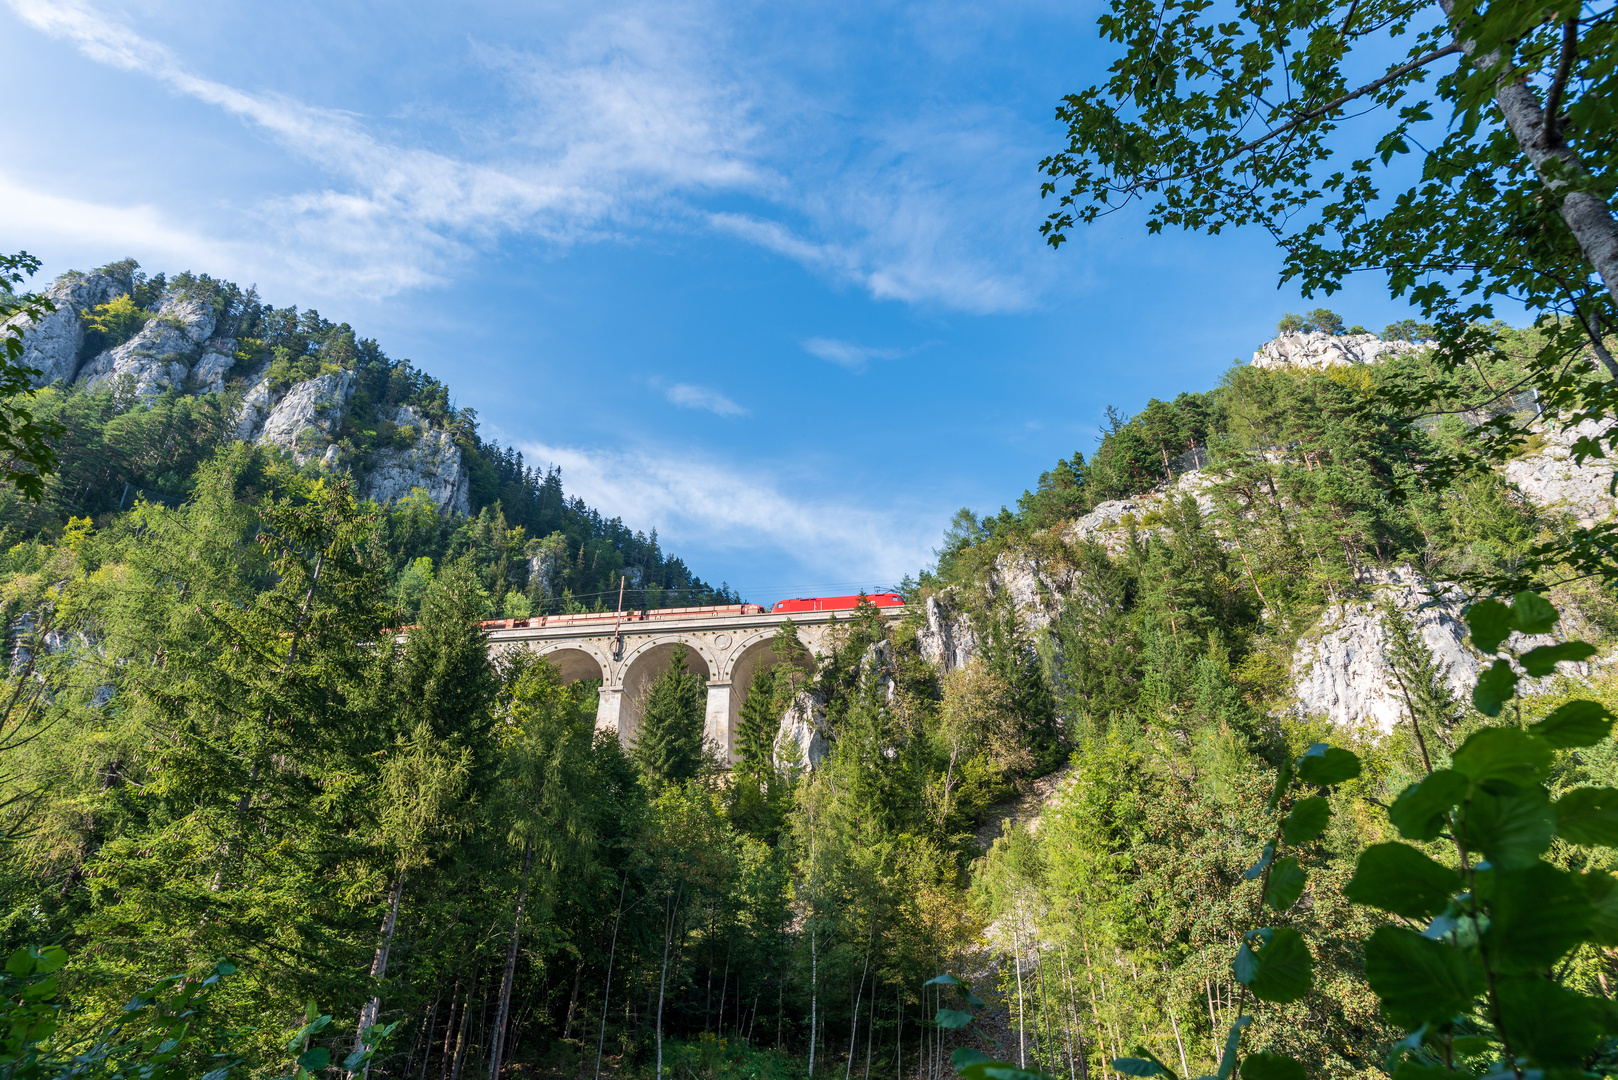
left=0, top=259, right=735, bottom=617
left=914, top=323, right=1618, bottom=737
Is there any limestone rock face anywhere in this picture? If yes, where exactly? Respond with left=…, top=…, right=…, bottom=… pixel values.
left=193, top=349, right=237, bottom=395
left=1252, top=331, right=1423, bottom=371
left=360, top=405, right=471, bottom=515
left=2, top=272, right=126, bottom=386
left=255, top=371, right=355, bottom=466
left=231, top=371, right=276, bottom=441
left=1504, top=418, right=1618, bottom=527
left=915, top=594, right=979, bottom=673
left=776, top=689, right=829, bottom=769
left=78, top=296, right=218, bottom=400
left=1289, top=567, right=1575, bottom=733
left=1291, top=568, right=1476, bottom=734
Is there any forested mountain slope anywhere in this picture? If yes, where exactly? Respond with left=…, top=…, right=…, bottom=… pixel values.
left=895, top=318, right=1618, bottom=1078
left=0, top=258, right=736, bottom=618
left=3, top=296, right=1617, bottom=1080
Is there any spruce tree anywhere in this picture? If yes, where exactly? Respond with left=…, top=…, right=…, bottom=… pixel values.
left=633, top=646, right=707, bottom=788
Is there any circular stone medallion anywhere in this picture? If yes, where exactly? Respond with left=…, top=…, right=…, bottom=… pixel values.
left=714, top=633, right=731, bottom=649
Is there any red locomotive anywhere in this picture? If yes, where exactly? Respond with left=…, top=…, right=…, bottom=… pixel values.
left=770, top=592, right=905, bottom=614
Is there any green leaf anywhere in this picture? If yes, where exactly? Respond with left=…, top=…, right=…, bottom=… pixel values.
left=1450, top=727, right=1551, bottom=785
left=952, top=1050, right=992, bottom=1071
left=935, top=1009, right=973, bottom=1030
left=959, top=1063, right=1053, bottom=1080
left=5, top=949, right=33, bottom=978
left=1388, top=770, right=1468, bottom=841
left=924, top=974, right=963, bottom=987
left=1391, top=1063, right=1472, bottom=1080
left=1364, top=925, right=1483, bottom=1028
left=1344, top=843, right=1461, bottom=919
left=1471, top=659, right=1519, bottom=716
left=1232, top=928, right=1312, bottom=1004
left=1585, top=870, right=1618, bottom=947
left=31, top=948, right=65, bottom=976
left=1239, top=1054, right=1305, bottom=1080
left=1113, top=1052, right=1176, bottom=1078
left=1466, top=599, right=1512, bottom=654
left=1555, top=786, right=1618, bottom=846
left=1296, top=744, right=1360, bottom=785
left=1263, top=857, right=1306, bottom=911
left=1509, top=591, right=1558, bottom=635
left=1518, top=641, right=1596, bottom=676
left=1483, top=862, right=1594, bottom=973
left=1460, top=787, right=1556, bottom=870
left=1530, top=699, right=1615, bottom=748
left=1216, top=1017, right=1249, bottom=1080
left=1243, top=845, right=1274, bottom=881
left=1266, top=756, right=1295, bottom=813
left=298, top=1048, right=331, bottom=1071
left=1281, top=796, right=1330, bottom=844
left=1494, top=976, right=1602, bottom=1066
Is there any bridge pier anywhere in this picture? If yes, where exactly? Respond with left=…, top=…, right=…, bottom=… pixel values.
left=704, top=681, right=731, bottom=759
left=596, top=685, right=623, bottom=737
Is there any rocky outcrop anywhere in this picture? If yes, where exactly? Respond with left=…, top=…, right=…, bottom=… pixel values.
left=1291, top=568, right=1475, bottom=734
left=193, top=348, right=237, bottom=395
left=231, top=371, right=276, bottom=441
left=775, top=689, right=829, bottom=769
left=255, top=371, right=355, bottom=466
left=78, top=295, right=219, bottom=400
left=2, top=272, right=126, bottom=386
left=1252, top=331, right=1424, bottom=370
left=1504, top=418, right=1618, bottom=527
left=360, top=405, right=471, bottom=515
left=916, top=594, right=978, bottom=673
left=1289, top=566, right=1580, bottom=733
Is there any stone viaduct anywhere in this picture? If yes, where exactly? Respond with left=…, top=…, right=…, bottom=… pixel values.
left=481, top=603, right=904, bottom=760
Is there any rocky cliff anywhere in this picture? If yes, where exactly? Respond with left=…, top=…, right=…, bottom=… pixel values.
left=920, top=330, right=1617, bottom=737
left=4, top=269, right=471, bottom=515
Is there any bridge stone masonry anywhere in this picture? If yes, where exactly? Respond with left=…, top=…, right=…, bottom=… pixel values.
left=481, top=602, right=906, bottom=760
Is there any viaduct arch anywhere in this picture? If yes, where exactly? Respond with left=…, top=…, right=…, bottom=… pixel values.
left=483, top=605, right=899, bottom=762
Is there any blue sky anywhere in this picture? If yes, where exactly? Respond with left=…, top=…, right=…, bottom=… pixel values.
left=1, top=0, right=1433, bottom=604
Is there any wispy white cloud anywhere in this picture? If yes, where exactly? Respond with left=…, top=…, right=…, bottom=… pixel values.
left=0, top=172, right=237, bottom=272
left=519, top=440, right=936, bottom=582
left=801, top=337, right=915, bottom=372
left=665, top=383, right=749, bottom=416
left=6, top=0, right=1062, bottom=310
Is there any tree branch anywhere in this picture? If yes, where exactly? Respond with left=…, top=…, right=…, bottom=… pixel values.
left=1539, top=18, right=1578, bottom=147
left=1149, top=43, right=1464, bottom=186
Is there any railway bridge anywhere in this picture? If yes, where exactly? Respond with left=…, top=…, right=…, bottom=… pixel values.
left=482, top=601, right=905, bottom=760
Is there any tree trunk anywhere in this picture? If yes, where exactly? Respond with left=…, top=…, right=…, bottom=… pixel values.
left=864, top=981, right=875, bottom=1080
left=418, top=990, right=443, bottom=1080
left=716, top=936, right=731, bottom=1037
left=1013, top=927, right=1027, bottom=1069
left=488, top=842, right=535, bottom=1080
left=809, top=925, right=818, bottom=1076
left=846, top=922, right=874, bottom=1080
left=656, top=883, right=684, bottom=1080
left=355, top=877, right=405, bottom=1073
left=1436, top=0, right=1618, bottom=322
left=595, top=871, right=628, bottom=1080
left=439, top=982, right=463, bottom=1080
left=1077, top=928, right=1110, bottom=1080
left=562, top=959, right=585, bottom=1042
